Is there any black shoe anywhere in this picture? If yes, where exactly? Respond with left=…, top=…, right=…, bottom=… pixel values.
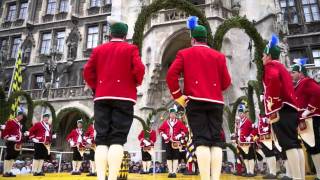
left=242, top=173, right=248, bottom=177
left=87, top=172, right=96, bottom=176
left=262, top=173, right=277, bottom=179
left=168, top=173, right=177, bottom=178
left=71, top=171, right=80, bottom=175
left=183, top=171, right=197, bottom=175
left=33, top=172, right=39, bottom=176
left=247, top=173, right=255, bottom=177
left=38, top=172, right=45, bottom=176
left=280, top=176, right=293, bottom=180
left=8, top=172, right=16, bottom=177
left=3, top=173, right=13, bottom=177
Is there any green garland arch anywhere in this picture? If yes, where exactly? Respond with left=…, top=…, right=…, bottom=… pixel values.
left=247, top=80, right=264, bottom=121
left=213, top=16, right=265, bottom=114
left=224, top=106, right=233, bottom=133
left=228, top=96, right=249, bottom=132
left=132, top=0, right=214, bottom=52
left=56, top=107, right=88, bottom=132
left=33, top=100, right=57, bottom=131
left=134, top=107, right=167, bottom=140
left=6, top=91, right=34, bottom=127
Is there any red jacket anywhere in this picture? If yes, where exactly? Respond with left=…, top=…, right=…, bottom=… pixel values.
left=159, top=118, right=188, bottom=142
left=257, top=115, right=271, bottom=136
left=237, top=116, right=256, bottom=143
left=29, top=121, right=53, bottom=144
left=83, top=39, right=145, bottom=103
left=294, top=77, right=320, bottom=119
left=138, top=129, right=157, bottom=147
left=84, top=124, right=95, bottom=144
left=66, top=128, right=84, bottom=147
left=166, top=45, right=231, bottom=104
left=1, top=119, right=22, bottom=143
left=263, top=60, right=298, bottom=115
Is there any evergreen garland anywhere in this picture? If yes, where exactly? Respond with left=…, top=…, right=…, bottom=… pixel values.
left=6, top=91, right=34, bottom=127
left=213, top=16, right=265, bottom=114
left=248, top=80, right=264, bottom=118
left=132, top=0, right=214, bottom=53
left=56, top=107, right=87, bottom=132
left=134, top=107, right=167, bottom=140
left=33, top=100, right=57, bottom=130
left=227, top=96, right=249, bottom=134
left=224, top=106, right=233, bottom=133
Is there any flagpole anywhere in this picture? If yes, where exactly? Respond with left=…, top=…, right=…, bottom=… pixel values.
left=8, top=51, right=21, bottom=97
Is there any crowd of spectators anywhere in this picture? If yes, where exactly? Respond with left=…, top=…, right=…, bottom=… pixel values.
left=0, top=157, right=276, bottom=176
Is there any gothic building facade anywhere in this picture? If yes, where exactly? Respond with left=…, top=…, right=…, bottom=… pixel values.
left=0, top=0, right=319, bottom=160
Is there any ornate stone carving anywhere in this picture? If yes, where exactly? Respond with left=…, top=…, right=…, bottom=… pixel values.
left=66, top=26, right=82, bottom=60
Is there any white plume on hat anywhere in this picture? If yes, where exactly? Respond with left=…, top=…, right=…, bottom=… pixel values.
left=107, top=16, right=123, bottom=25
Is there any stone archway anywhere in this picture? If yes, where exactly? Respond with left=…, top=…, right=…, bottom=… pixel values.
left=56, top=102, right=93, bottom=118
left=55, top=106, right=91, bottom=152
left=132, top=0, right=214, bottom=52
left=146, top=29, right=191, bottom=107
left=213, top=16, right=266, bottom=114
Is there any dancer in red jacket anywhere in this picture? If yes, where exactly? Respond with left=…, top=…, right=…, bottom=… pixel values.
left=263, top=34, right=304, bottom=180
left=83, top=17, right=145, bottom=180
left=291, top=61, right=320, bottom=180
left=84, top=122, right=96, bottom=176
left=28, top=113, right=55, bottom=176
left=138, top=129, right=156, bottom=174
left=66, top=119, right=85, bottom=175
left=159, top=107, right=188, bottom=178
left=1, top=109, right=24, bottom=177
left=235, top=103, right=257, bottom=177
left=256, top=115, right=278, bottom=179
left=166, top=16, right=231, bottom=180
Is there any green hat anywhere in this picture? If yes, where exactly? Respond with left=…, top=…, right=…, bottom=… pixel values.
left=17, top=107, right=25, bottom=116
left=169, top=105, right=178, bottom=113
left=291, top=64, right=307, bottom=76
left=264, top=46, right=280, bottom=60
left=43, top=113, right=50, bottom=118
left=191, top=25, right=207, bottom=39
left=110, top=22, right=128, bottom=37
left=264, top=34, right=281, bottom=60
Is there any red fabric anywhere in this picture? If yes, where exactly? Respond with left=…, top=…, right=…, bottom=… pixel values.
left=236, top=162, right=243, bottom=174
left=66, top=128, right=84, bottom=147
left=295, top=77, right=320, bottom=119
left=158, top=119, right=188, bottom=142
left=29, top=121, right=53, bottom=143
left=166, top=45, right=231, bottom=104
left=263, top=60, right=298, bottom=115
left=137, top=129, right=157, bottom=147
left=237, top=116, right=256, bottom=143
left=84, top=124, right=95, bottom=143
left=83, top=40, right=145, bottom=103
left=1, top=119, right=22, bottom=143
left=257, top=115, right=271, bottom=135
left=220, top=130, right=226, bottom=142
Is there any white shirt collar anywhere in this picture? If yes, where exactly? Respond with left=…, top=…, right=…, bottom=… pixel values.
left=110, top=38, right=125, bottom=42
